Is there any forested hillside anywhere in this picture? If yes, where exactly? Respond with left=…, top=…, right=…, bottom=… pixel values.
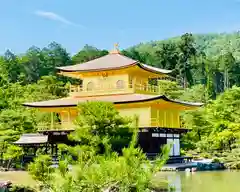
left=125, top=32, right=240, bottom=96
left=134, top=32, right=240, bottom=59
left=0, top=32, right=240, bottom=167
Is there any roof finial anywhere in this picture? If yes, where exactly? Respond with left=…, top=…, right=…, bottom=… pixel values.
left=109, top=43, right=120, bottom=54
left=114, top=43, right=119, bottom=50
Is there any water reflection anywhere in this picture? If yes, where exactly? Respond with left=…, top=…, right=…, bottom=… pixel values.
left=160, top=170, right=240, bottom=192
left=167, top=173, right=182, bottom=191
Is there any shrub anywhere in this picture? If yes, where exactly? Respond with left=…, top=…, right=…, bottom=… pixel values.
left=28, top=155, right=53, bottom=184
left=212, top=158, right=221, bottom=163
left=9, top=185, right=36, bottom=192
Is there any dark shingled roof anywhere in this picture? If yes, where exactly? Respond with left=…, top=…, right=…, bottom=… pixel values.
left=14, top=134, right=48, bottom=144
left=56, top=53, right=172, bottom=74
left=23, top=94, right=203, bottom=108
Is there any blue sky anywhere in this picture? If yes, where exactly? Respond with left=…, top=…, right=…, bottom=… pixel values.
left=0, top=0, right=240, bottom=54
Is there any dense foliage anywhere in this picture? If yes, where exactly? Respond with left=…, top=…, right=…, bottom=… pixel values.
left=0, top=43, right=71, bottom=167
left=182, top=86, right=240, bottom=150
left=181, top=86, right=240, bottom=167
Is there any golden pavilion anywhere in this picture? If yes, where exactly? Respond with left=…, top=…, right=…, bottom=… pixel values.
left=15, top=44, right=202, bottom=161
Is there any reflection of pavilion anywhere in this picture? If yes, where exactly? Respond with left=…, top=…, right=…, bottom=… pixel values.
left=167, top=173, right=182, bottom=192
left=14, top=44, right=203, bottom=164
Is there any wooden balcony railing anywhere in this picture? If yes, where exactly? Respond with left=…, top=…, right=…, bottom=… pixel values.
left=140, top=118, right=185, bottom=129
left=69, top=83, right=164, bottom=97
left=37, top=122, right=75, bottom=131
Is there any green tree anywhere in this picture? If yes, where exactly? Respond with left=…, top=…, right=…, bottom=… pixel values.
left=3, top=50, right=23, bottom=83
left=218, top=52, right=236, bottom=90
left=154, top=42, right=179, bottom=70
left=28, top=155, right=54, bottom=184
left=180, top=84, right=207, bottom=102
left=70, top=101, right=133, bottom=154
left=0, top=109, right=36, bottom=143
left=177, top=33, right=197, bottom=88
left=229, top=61, right=240, bottom=87
left=41, top=42, right=72, bottom=75
left=158, top=80, right=184, bottom=99
left=72, top=45, right=108, bottom=64
left=3, top=145, right=23, bottom=170
left=21, top=46, right=45, bottom=83
left=36, top=75, right=69, bottom=97
left=221, top=146, right=240, bottom=169
left=122, top=48, right=148, bottom=63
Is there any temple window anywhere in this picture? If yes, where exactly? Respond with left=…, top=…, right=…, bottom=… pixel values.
left=116, top=80, right=124, bottom=89
left=87, top=82, right=94, bottom=91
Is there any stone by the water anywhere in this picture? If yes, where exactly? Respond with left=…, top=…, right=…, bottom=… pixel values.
left=0, top=180, right=12, bottom=189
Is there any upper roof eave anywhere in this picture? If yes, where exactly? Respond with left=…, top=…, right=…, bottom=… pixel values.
left=56, top=62, right=138, bottom=73
left=57, top=63, right=172, bottom=76
left=137, top=63, right=172, bottom=75
left=56, top=53, right=172, bottom=75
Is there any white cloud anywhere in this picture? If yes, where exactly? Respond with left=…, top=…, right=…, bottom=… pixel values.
left=34, top=10, right=86, bottom=28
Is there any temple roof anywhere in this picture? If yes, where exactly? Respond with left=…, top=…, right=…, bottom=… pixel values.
left=13, top=134, right=48, bottom=145
left=23, top=94, right=203, bottom=108
left=56, top=53, right=172, bottom=74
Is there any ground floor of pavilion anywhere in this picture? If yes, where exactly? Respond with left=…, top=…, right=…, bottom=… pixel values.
left=14, top=127, right=189, bottom=165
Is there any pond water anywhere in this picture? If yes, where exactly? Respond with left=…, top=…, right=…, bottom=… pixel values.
left=1, top=170, right=240, bottom=191
left=162, top=170, right=240, bottom=192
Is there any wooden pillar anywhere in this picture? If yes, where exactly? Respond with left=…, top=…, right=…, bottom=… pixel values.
left=55, top=144, right=58, bottom=157
left=45, top=144, right=48, bottom=154
left=21, top=153, right=24, bottom=168
left=69, top=83, right=72, bottom=93
left=34, top=146, right=37, bottom=155
left=164, top=111, right=167, bottom=128
left=51, top=112, right=54, bottom=130
left=133, top=76, right=136, bottom=90
left=51, top=144, right=54, bottom=156
left=68, top=109, right=71, bottom=125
